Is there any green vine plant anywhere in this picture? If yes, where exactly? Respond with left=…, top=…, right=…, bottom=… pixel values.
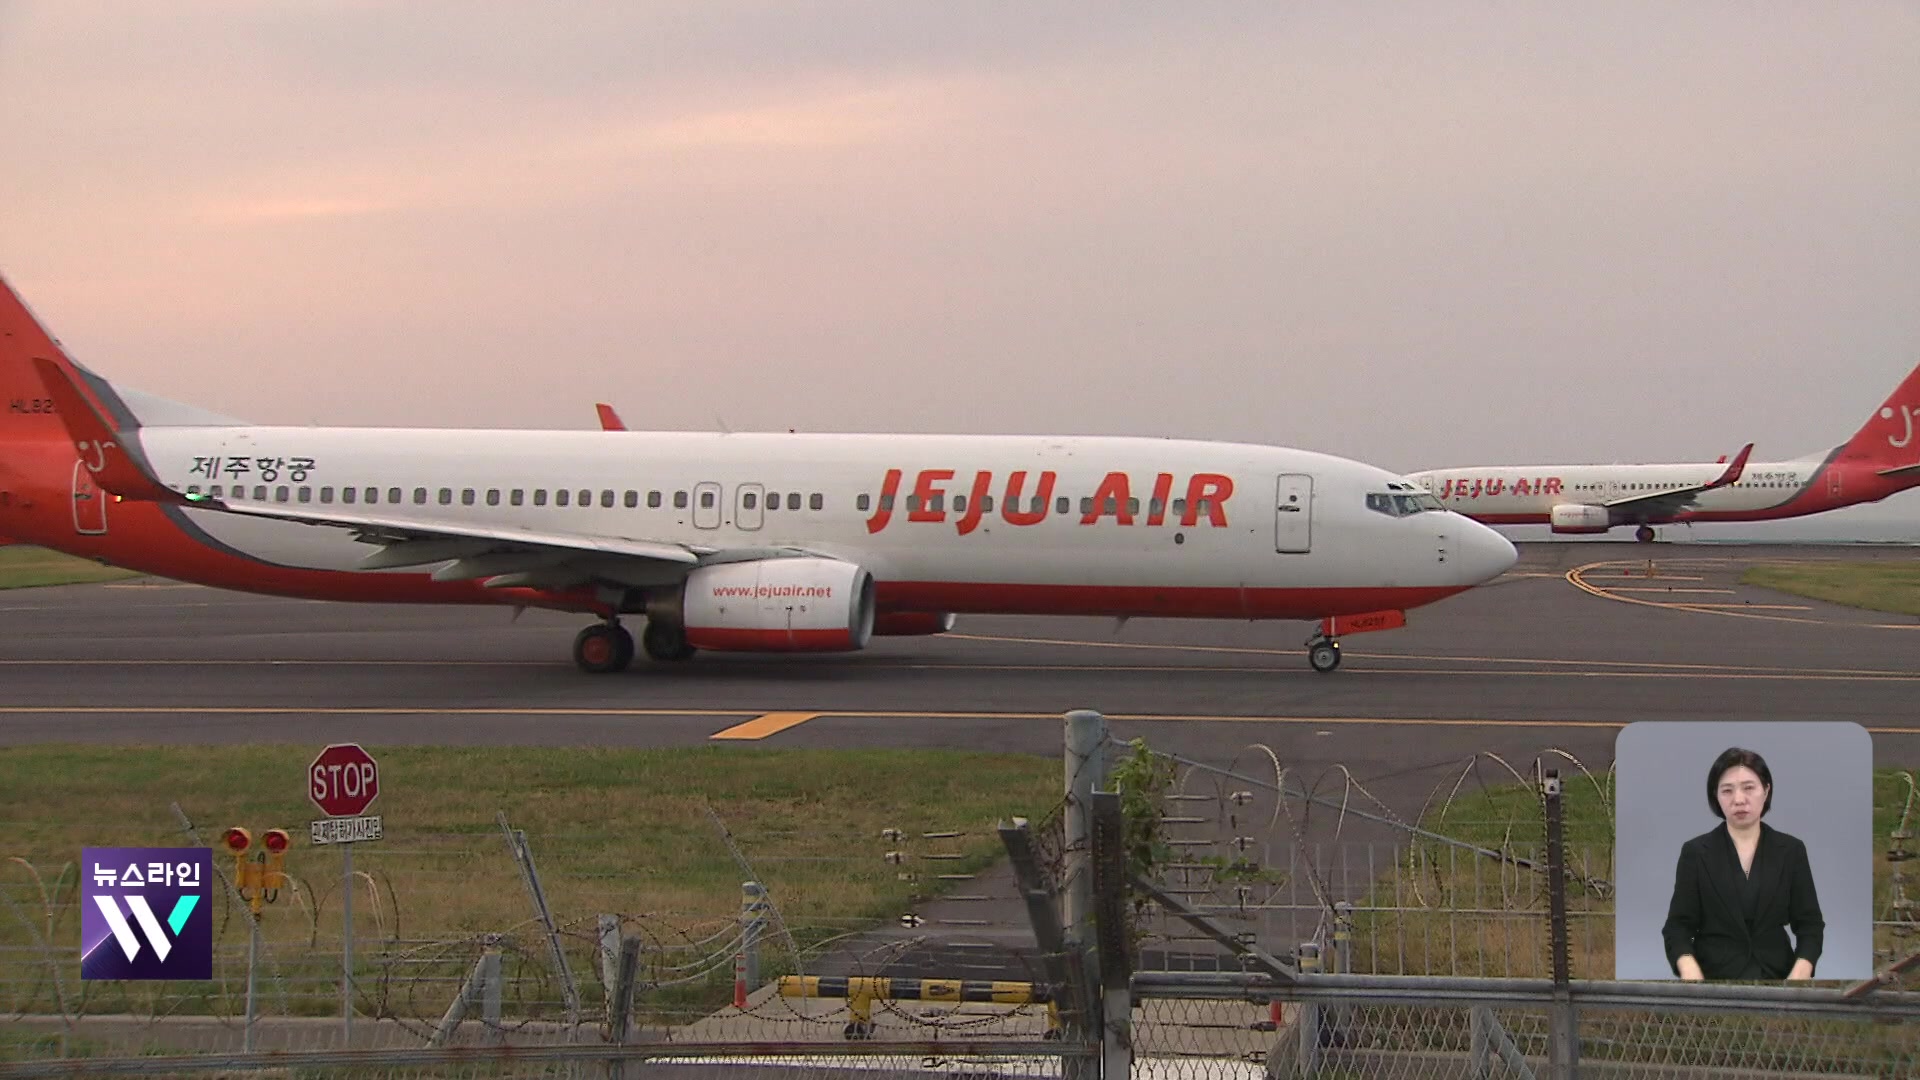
left=1108, top=737, right=1178, bottom=888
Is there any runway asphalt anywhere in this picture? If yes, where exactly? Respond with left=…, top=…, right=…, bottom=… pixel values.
left=6, top=540, right=1916, bottom=979
left=2, top=541, right=1916, bottom=787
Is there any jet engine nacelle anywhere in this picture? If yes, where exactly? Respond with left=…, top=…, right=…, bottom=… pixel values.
left=680, top=558, right=876, bottom=652
left=872, top=611, right=957, bottom=636
left=1548, top=503, right=1612, bottom=535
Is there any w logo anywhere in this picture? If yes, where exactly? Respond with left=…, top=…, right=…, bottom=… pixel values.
left=91, top=894, right=200, bottom=963
left=82, top=847, right=212, bottom=981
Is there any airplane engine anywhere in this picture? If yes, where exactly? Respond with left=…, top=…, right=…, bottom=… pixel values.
left=678, top=558, right=876, bottom=652
left=872, top=611, right=957, bottom=636
left=1548, top=503, right=1612, bottom=534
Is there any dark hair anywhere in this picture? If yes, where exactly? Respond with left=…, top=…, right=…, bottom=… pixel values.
left=1707, top=747, right=1773, bottom=819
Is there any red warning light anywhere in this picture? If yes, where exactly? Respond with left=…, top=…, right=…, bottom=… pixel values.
left=223, top=827, right=252, bottom=853
left=262, top=829, right=289, bottom=853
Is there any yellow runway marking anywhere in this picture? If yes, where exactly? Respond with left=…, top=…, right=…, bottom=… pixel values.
left=1564, top=561, right=1887, bottom=628
left=1672, top=603, right=1811, bottom=611
left=709, top=712, right=821, bottom=740
left=0, top=704, right=1911, bottom=735
left=1578, top=574, right=1707, bottom=582
left=1606, top=587, right=1735, bottom=594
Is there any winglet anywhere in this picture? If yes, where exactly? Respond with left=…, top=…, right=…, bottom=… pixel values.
left=29, top=356, right=181, bottom=502
left=595, top=403, right=626, bottom=431
left=1704, top=443, right=1753, bottom=490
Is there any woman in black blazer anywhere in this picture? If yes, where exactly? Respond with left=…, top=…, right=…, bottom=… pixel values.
left=1662, top=747, right=1824, bottom=981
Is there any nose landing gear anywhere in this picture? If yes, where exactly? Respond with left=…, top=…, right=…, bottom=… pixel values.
left=573, top=621, right=635, bottom=674
left=1306, top=634, right=1342, bottom=673
left=1305, top=609, right=1405, bottom=673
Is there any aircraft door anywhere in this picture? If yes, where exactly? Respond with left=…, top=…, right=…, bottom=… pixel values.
left=1274, top=474, right=1312, bottom=554
left=736, top=483, right=765, bottom=531
left=692, top=481, right=723, bottom=529
left=72, top=460, right=107, bottom=535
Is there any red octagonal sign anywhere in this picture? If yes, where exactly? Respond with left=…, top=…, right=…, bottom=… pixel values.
left=309, top=743, right=379, bottom=818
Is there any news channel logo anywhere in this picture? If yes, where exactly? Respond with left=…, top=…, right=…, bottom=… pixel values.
left=81, top=847, right=213, bottom=980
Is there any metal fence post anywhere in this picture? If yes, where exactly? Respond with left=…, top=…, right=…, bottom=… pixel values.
left=741, top=881, right=768, bottom=993
left=598, top=914, right=621, bottom=1003
left=1090, top=791, right=1132, bottom=1080
left=1063, top=709, right=1108, bottom=1076
left=607, top=936, right=641, bottom=1080
left=243, top=912, right=260, bottom=1053
left=481, top=949, right=503, bottom=1045
left=1295, top=942, right=1321, bottom=1075
left=500, top=812, right=582, bottom=1034
left=1543, top=769, right=1578, bottom=1080
left=1470, top=1004, right=1491, bottom=1078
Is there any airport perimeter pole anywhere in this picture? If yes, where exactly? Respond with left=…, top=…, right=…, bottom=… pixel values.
left=343, top=841, right=353, bottom=1044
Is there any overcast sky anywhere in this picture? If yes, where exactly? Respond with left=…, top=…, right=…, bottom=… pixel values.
left=3, top=3, right=1917, bottom=519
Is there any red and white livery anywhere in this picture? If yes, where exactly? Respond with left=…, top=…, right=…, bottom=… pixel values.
left=0, top=272, right=1516, bottom=673
left=1408, top=362, right=1920, bottom=542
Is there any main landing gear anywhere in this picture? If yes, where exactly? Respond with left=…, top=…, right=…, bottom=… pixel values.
left=642, top=619, right=697, bottom=663
left=571, top=619, right=700, bottom=672
left=1635, top=524, right=1657, bottom=544
left=1305, top=632, right=1342, bottom=674
left=573, top=621, right=635, bottom=674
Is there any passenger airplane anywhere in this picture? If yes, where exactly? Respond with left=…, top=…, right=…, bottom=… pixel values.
left=0, top=273, right=1515, bottom=674
left=1407, top=362, right=1920, bottom=542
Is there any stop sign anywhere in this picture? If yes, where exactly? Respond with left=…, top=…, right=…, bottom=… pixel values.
left=309, top=744, right=380, bottom=817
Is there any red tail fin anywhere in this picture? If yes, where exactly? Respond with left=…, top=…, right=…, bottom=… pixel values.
left=0, top=276, right=84, bottom=446
left=1839, top=361, right=1920, bottom=465
left=0, top=274, right=175, bottom=501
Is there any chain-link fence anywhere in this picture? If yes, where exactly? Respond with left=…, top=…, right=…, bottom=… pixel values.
left=6, top=719, right=1918, bottom=1078
left=1134, top=975, right=1920, bottom=1079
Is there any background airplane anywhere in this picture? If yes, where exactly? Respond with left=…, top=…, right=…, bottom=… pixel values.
left=0, top=274, right=1515, bottom=674
left=1406, top=362, right=1920, bottom=542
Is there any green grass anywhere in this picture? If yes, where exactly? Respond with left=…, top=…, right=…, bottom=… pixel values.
left=0, top=545, right=141, bottom=589
left=1742, top=561, right=1920, bottom=617
left=0, top=745, right=1060, bottom=1023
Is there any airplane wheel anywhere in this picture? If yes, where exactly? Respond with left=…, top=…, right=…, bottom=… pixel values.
left=573, top=624, right=634, bottom=674
left=642, top=620, right=697, bottom=662
left=843, top=1020, right=875, bottom=1041
left=1308, top=641, right=1341, bottom=674
left=1635, top=525, right=1656, bottom=543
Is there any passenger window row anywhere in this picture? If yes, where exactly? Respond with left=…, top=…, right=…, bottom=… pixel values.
left=181, top=484, right=828, bottom=512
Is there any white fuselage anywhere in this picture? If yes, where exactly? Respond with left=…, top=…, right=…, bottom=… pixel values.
left=1406, top=458, right=1828, bottom=524
left=137, top=426, right=1516, bottom=612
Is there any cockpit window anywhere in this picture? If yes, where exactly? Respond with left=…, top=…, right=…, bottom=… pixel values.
left=1367, top=491, right=1446, bottom=517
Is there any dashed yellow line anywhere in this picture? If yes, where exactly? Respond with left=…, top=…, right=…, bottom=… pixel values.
left=709, top=712, right=822, bottom=740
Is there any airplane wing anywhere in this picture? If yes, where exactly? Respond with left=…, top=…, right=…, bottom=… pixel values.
left=596, top=403, right=627, bottom=431
left=1602, top=443, right=1753, bottom=517
left=1877, top=462, right=1920, bottom=477
left=174, top=494, right=840, bottom=590
left=34, top=354, right=802, bottom=592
